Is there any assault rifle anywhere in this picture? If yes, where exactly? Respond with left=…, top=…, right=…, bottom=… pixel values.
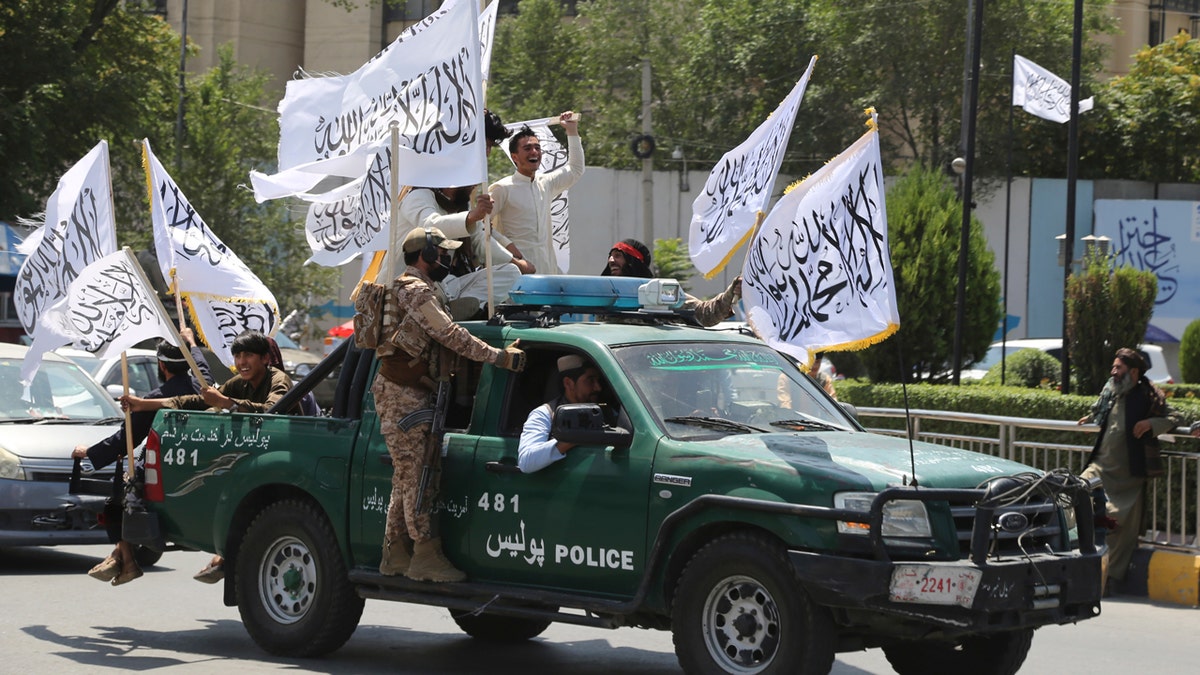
left=414, top=374, right=451, bottom=514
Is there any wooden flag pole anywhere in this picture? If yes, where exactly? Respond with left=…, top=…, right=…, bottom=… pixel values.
left=122, top=248, right=207, bottom=385
left=121, top=352, right=136, bottom=478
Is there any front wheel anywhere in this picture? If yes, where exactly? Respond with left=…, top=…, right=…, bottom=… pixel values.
left=882, top=628, right=1034, bottom=675
left=671, top=532, right=834, bottom=674
left=235, top=499, right=365, bottom=656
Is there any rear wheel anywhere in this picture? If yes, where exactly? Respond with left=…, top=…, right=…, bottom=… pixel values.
left=882, top=629, right=1034, bottom=675
left=671, top=532, right=834, bottom=674
left=235, top=499, right=364, bottom=656
left=450, top=609, right=551, bottom=641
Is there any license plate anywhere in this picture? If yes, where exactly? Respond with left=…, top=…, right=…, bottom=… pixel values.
left=889, top=564, right=981, bottom=609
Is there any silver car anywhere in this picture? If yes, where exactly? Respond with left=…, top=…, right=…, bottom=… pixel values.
left=0, top=342, right=124, bottom=546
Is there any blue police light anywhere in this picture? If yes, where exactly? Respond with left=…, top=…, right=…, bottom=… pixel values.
left=506, top=275, right=684, bottom=311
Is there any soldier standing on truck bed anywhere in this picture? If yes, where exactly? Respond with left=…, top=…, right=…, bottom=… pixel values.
left=369, top=226, right=526, bottom=582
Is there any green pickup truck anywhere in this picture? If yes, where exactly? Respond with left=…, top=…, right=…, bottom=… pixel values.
left=141, top=277, right=1102, bottom=675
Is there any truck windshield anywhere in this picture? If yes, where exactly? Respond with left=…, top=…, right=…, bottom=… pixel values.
left=614, top=342, right=852, bottom=440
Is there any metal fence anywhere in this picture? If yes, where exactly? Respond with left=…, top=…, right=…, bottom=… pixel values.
left=857, top=407, right=1200, bottom=551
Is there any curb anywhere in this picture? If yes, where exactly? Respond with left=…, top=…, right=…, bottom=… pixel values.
left=1121, top=546, right=1200, bottom=606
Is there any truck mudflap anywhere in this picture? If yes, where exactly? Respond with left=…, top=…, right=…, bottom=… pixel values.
left=787, top=548, right=1103, bottom=635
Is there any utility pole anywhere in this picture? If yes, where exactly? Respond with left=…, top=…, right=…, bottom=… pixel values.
left=641, top=58, right=654, bottom=247
left=1061, top=0, right=1084, bottom=395
left=952, top=0, right=984, bottom=385
left=175, top=0, right=189, bottom=173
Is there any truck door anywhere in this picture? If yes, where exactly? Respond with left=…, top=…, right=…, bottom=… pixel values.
left=460, top=347, right=651, bottom=597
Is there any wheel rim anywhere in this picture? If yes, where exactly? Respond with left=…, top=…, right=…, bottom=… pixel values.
left=257, top=535, right=317, bottom=625
left=700, top=574, right=782, bottom=674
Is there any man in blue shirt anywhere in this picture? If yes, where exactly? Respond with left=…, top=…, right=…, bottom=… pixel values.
left=517, top=354, right=603, bottom=473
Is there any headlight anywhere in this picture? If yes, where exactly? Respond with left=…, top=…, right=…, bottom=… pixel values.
left=0, top=446, right=27, bottom=480
left=294, top=363, right=313, bottom=378
left=835, top=492, right=932, bottom=538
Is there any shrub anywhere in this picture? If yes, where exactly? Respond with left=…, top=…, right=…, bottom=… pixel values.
left=979, top=348, right=1061, bottom=388
left=1182, top=319, right=1200, bottom=384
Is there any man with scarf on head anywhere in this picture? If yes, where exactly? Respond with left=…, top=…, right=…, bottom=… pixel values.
left=370, top=226, right=526, bottom=582
left=74, top=328, right=212, bottom=586
left=397, top=110, right=532, bottom=320
left=1078, top=347, right=1182, bottom=593
left=601, top=238, right=743, bottom=328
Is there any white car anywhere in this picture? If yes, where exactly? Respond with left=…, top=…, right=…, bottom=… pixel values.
left=964, top=339, right=1172, bottom=384
left=56, top=347, right=160, bottom=398
left=0, top=342, right=124, bottom=546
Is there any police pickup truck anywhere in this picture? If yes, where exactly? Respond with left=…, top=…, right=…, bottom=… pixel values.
left=141, top=276, right=1102, bottom=675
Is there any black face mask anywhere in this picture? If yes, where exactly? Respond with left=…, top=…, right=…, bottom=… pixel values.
left=435, top=188, right=472, bottom=214
left=428, top=252, right=454, bottom=282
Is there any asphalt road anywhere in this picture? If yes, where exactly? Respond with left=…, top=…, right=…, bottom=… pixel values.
left=2, top=545, right=1196, bottom=674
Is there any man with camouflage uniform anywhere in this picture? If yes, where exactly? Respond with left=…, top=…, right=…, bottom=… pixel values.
left=373, top=226, right=525, bottom=582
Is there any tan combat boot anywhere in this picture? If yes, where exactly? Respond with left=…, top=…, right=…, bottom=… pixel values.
left=405, top=537, right=466, bottom=582
left=379, top=536, right=412, bottom=576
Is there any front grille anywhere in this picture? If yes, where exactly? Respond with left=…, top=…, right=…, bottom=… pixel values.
left=951, top=500, right=1064, bottom=558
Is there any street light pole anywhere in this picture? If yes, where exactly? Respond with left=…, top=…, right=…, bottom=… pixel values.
left=1061, top=0, right=1084, bottom=395
left=952, top=0, right=984, bottom=385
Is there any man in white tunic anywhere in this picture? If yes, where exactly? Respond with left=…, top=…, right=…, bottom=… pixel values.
left=489, top=111, right=585, bottom=275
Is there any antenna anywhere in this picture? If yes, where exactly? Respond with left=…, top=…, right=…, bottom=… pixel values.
left=896, top=339, right=918, bottom=487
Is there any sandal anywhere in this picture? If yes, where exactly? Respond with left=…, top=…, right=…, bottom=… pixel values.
left=112, top=563, right=143, bottom=586
left=193, top=560, right=225, bottom=584
left=88, top=554, right=121, bottom=582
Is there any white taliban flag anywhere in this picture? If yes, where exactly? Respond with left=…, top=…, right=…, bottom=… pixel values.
left=479, top=0, right=500, bottom=84
left=251, top=0, right=486, bottom=201
left=504, top=116, right=572, bottom=273
left=14, top=140, right=118, bottom=335
left=689, top=55, right=817, bottom=279
left=743, top=116, right=899, bottom=366
left=1012, top=54, right=1094, bottom=124
left=21, top=248, right=174, bottom=385
left=301, top=146, right=392, bottom=267
left=143, top=140, right=280, bottom=367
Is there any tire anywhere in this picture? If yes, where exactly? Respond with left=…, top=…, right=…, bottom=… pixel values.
left=450, top=609, right=551, bottom=642
left=133, top=546, right=163, bottom=568
left=671, top=532, right=835, bottom=675
left=235, top=499, right=365, bottom=657
left=882, top=628, right=1034, bottom=675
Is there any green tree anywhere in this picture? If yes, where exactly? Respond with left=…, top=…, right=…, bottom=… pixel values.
left=0, top=0, right=179, bottom=221
left=1082, top=32, right=1200, bottom=183
left=1181, top=319, right=1200, bottom=384
left=155, top=47, right=338, bottom=314
left=807, top=0, right=1114, bottom=178
left=1065, top=248, right=1158, bottom=394
left=651, top=238, right=696, bottom=291
left=858, top=166, right=1002, bottom=383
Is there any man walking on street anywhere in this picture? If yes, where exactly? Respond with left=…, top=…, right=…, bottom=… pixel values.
left=489, top=111, right=585, bottom=275
left=372, top=226, right=525, bottom=582
left=1078, top=347, right=1181, bottom=593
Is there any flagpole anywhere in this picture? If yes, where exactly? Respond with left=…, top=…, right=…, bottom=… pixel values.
left=121, top=352, right=136, bottom=481
left=122, top=248, right=208, bottom=386
left=1002, top=49, right=1015, bottom=386
left=385, top=122, right=400, bottom=283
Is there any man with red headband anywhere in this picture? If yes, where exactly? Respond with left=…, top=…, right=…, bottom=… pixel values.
left=601, top=238, right=741, bottom=327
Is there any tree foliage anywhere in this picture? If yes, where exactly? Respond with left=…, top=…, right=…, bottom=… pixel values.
left=1082, top=32, right=1200, bottom=183
left=1182, top=319, right=1200, bottom=384
left=980, top=348, right=1060, bottom=389
left=857, top=166, right=1002, bottom=383
left=651, top=237, right=696, bottom=291
left=0, top=0, right=179, bottom=222
left=158, top=47, right=338, bottom=314
left=1065, top=248, right=1158, bottom=395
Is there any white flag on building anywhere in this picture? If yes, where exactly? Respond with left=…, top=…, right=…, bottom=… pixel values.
left=504, top=117, right=572, bottom=273
left=743, top=120, right=899, bottom=365
left=143, top=140, right=280, bottom=366
left=1013, top=54, right=1094, bottom=124
left=301, top=147, right=392, bottom=267
left=251, top=0, right=486, bottom=201
left=14, top=140, right=118, bottom=336
left=688, top=56, right=817, bottom=279
left=21, top=249, right=174, bottom=385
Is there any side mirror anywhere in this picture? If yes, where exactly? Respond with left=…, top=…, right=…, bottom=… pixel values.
left=551, top=403, right=632, bottom=449
left=106, top=384, right=124, bottom=400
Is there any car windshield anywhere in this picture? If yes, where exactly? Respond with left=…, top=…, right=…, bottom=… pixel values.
left=614, top=342, right=853, bottom=440
left=0, top=357, right=122, bottom=422
left=274, top=332, right=299, bottom=349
